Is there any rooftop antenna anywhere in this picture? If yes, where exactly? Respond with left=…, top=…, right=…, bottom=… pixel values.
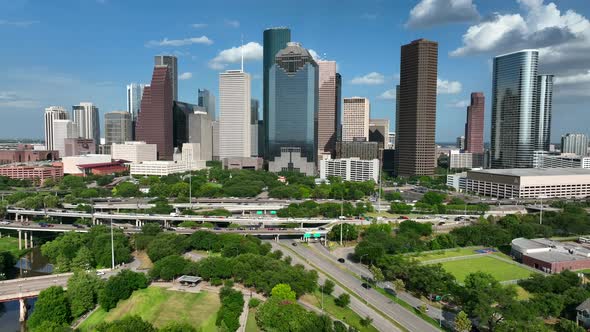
left=241, top=34, right=244, bottom=72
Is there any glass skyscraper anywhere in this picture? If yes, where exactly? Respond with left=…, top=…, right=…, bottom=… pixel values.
left=263, top=27, right=291, bottom=158
left=198, top=88, right=216, bottom=121
left=268, top=42, right=318, bottom=174
left=536, top=74, right=554, bottom=151
left=491, top=49, right=539, bottom=169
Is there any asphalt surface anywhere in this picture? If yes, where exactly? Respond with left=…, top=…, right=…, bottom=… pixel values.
left=268, top=241, right=401, bottom=332
left=279, top=240, right=440, bottom=332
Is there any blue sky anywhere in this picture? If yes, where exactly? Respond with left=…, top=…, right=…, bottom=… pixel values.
left=0, top=0, right=589, bottom=143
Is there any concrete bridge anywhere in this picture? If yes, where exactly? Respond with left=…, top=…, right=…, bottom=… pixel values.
left=7, top=208, right=333, bottom=229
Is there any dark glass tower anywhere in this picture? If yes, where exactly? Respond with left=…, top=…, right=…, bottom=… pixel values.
left=491, top=50, right=539, bottom=169
left=536, top=74, right=553, bottom=151
left=268, top=42, right=318, bottom=170
left=263, top=27, right=291, bottom=158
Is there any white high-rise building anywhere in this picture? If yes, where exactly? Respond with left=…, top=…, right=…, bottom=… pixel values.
left=53, top=119, right=78, bottom=158
left=342, top=97, right=370, bottom=142
left=72, top=102, right=100, bottom=148
left=44, top=106, right=68, bottom=151
left=219, top=70, right=251, bottom=159
left=320, top=158, right=379, bottom=182
left=126, top=83, right=147, bottom=121
left=562, top=133, right=589, bottom=156
left=111, top=141, right=157, bottom=163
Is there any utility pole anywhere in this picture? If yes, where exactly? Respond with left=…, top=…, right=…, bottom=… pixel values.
left=189, top=172, right=192, bottom=210
left=340, top=223, right=343, bottom=246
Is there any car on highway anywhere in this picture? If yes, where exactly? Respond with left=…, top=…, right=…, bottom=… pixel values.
left=398, top=216, right=409, bottom=220
left=337, top=258, right=345, bottom=263
left=361, top=283, right=372, bottom=289
left=291, top=242, right=298, bottom=247
left=0, top=221, right=10, bottom=225
left=96, top=271, right=105, bottom=276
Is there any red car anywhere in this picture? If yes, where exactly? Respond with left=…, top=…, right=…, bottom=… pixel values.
left=399, top=216, right=409, bottom=220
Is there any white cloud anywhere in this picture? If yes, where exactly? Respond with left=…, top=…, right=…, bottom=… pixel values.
left=146, top=36, right=213, bottom=47
left=350, top=72, right=385, bottom=85
left=0, top=20, right=39, bottom=27
left=378, top=89, right=397, bottom=100
left=406, top=0, right=479, bottom=28
left=448, top=99, right=470, bottom=108
left=208, top=42, right=263, bottom=70
left=191, top=23, right=207, bottom=28
left=179, top=72, right=193, bottom=80
left=437, top=78, right=462, bottom=94
left=225, top=19, right=240, bottom=28
left=555, top=71, right=590, bottom=85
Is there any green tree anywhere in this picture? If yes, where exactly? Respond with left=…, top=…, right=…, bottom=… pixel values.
left=70, top=246, right=94, bottom=271
left=98, top=270, right=148, bottom=311
left=29, top=321, right=72, bottom=332
left=359, top=315, right=373, bottom=327
left=43, top=194, right=59, bottom=208
left=390, top=202, right=412, bottom=214
left=159, top=322, right=197, bottom=332
left=27, top=286, right=71, bottom=330
left=420, top=191, right=447, bottom=205
left=369, top=265, right=384, bottom=283
left=454, top=311, right=472, bottom=332
left=328, top=223, right=358, bottom=241
left=95, top=315, right=156, bottom=332
left=149, top=255, right=188, bottom=281
left=334, top=293, right=350, bottom=307
left=67, top=271, right=103, bottom=317
left=271, top=283, right=297, bottom=301
left=141, top=222, right=162, bottom=236
left=555, top=319, right=585, bottom=332
left=0, top=251, right=16, bottom=277
left=146, top=233, right=186, bottom=262
left=384, top=191, right=404, bottom=201
left=321, top=279, right=335, bottom=295
left=113, top=182, right=140, bottom=197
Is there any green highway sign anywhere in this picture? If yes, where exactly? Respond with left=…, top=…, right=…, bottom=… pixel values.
left=270, top=210, right=277, bottom=215
left=256, top=211, right=263, bottom=215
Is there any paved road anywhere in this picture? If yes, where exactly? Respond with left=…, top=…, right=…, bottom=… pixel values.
left=268, top=241, right=401, bottom=332
left=280, top=240, right=440, bottom=332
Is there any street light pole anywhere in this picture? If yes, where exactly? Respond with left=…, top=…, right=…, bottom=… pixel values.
left=539, top=196, right=544, bottom=225
left=189, top=172, right=192, bottom=210
left=110, top=218, right=115, bottom=269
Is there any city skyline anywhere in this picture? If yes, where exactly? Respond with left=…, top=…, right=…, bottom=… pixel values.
left=1, top=0, right=588, bottom=142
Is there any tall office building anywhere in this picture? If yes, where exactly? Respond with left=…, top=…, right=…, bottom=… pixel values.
left=44, top=106, right=68, bottom=151
left=219, top=70, right=251, bottom=159
left=172, top=101, right=201, bottom=149
left=211, top=121, right=219, bottom=160
left=198, top=89, right=216, bottom=120
left=263, top=27, right=291, bottom=157
left=104, top=111, right=132, bottom=146
left=136, top=65, right=174, bottom=160
left=491, top=50, right=539, bottom=169
left=396, top=39, right=438, bottom=177
left=53, top=119, right=77, bottom=157
left=343, top=98, right=370, bottom=142
left=456, top=136, right=465, bottom=150
left=369, top=119, right=390, bottom=149
left=268, top=42, right=318, bottom=175
left=72, top=102, right=100, bottom=149
left=536, top=74, right=554, bottom=151
left=187, top=111, right=213, bottom=161
left=464, top=92, right=485, bottom=154
left=317, top=60, right=339, bottom=160
left=126, top=83, right=147, bottom=121
left=562, top=133, right=589, bottom=156
left=335, top=73, right=342, bottom=141
left=394, top=84, right=400, bottom=149
left=251, top=99, right=259, bottom=124
left=154, top=55, right=178, bottom=101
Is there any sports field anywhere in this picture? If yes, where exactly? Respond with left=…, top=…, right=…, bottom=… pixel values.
left=439, top=256, right=533, bottom=283
left=78, top=286, right=220, bottom=331
left=412, top=247, right=485, bottom=262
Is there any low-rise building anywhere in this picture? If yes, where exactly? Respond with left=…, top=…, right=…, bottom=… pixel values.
left=320, top=158, right=379, bottom=183
left=268, top=147, right=315, bottom=175
left=465, top=168, right=590, bottom=199
left=111, top=141, right=157, bottom=164
left=0, top=165, right=63, bottom=185
left=449, top=150, right=485, bottom=169
left=62, top=154, right=112, bottom=175
left=223, top=157, right=263, bottom=170
left=533, top=150, right=590, bottom=169
left=446, top=172, right=467, bottom=192
left=511, top=238, right=590, bottom=274
left=64, top=138, right=96, bottom=157
left=181, top=143, right=207, bottom=171
left=0, top=144, right=58, bottom=165
left=130, top=160, right=187, bottom=176
left=76, top=160, right=128, bottom=176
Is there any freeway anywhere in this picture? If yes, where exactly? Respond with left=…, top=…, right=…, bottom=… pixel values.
left=7, top=208, right=333, bottom=225
left=267, top=241, right=401, bottom=332
left=279, top=239, right=440, bottom=332
left=0, top=220, right=329, bottom=238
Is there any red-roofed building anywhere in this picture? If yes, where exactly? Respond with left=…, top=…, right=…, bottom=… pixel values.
left=76, top=160, right=128, bottom=176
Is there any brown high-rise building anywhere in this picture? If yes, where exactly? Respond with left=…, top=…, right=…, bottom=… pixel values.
left=317, top=60, right=339, bottom=160
left=135, top=65, right=173, bottom=160
left=465, top=92, right=485, bottom=154
left=395, top=39, right=438, bottom=177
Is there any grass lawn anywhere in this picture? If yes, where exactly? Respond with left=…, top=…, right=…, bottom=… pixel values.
left=515, top=286, right=532, bottom=301
left=0, top=236, right=23, bottom=257
left=300, top=291, right=379, bottom=332
left=439, top=256, right=533, bottom=283
left=411, top=247, right=485, bottom=262
left=245, top=308, right=261, bottom=332
left=78, top=286, right=220, bottom=332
